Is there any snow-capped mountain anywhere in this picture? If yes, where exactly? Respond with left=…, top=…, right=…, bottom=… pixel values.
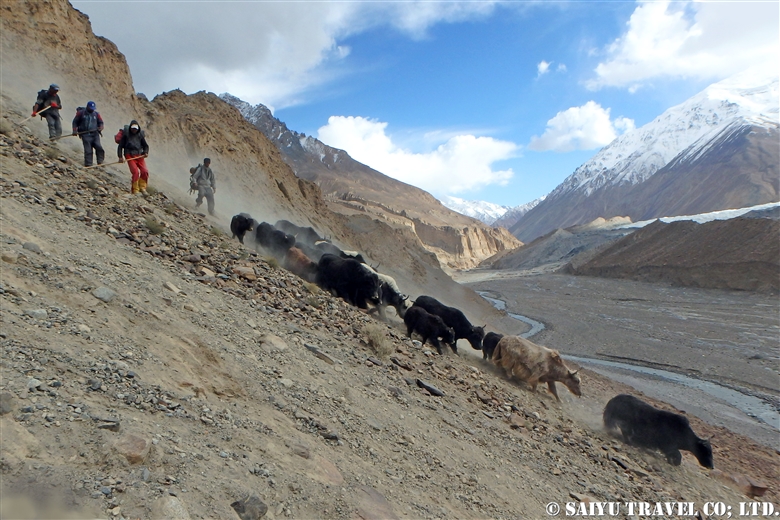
left=510, top=66, right=779, bottom=242
left=492, top=196, right=546, bottom=229
left=439, top=196, right=510, bottom=225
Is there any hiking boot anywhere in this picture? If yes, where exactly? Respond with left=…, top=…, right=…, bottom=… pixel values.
left=131, top=180, right=140, bottom=194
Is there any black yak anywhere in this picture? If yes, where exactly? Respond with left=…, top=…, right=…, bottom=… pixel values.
left=482, top=332, right=504, bottom=360
left=230, top=213, right=257, bottom=244
left=316, top=254, right=380, bottom=309
left=254, top=222, right=295, bottom=259
left=314, top=240, right=343, bottom=259
left=274, top=219, right=323, bottom=247
left=603, top=394, right=713, bottom=468
left=404, top=306, right=456, bottom=355
left=413, top=295, right=484, bottom=353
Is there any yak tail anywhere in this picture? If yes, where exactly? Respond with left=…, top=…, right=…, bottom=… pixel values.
left=602, top=403, right=618, bottom=431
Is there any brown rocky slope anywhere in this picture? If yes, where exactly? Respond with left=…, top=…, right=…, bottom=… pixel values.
left=564, top=218, right=780, bottom=293
left=0, top=0, right=507, bottom=327
left=1, top=121, right=776, bottom=520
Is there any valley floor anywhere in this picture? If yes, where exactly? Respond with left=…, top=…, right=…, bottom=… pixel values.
left=459, top=269, right=780, bottom=448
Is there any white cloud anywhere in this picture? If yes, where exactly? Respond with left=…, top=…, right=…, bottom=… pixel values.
left=557, top=63, right=567, bottom=72
left=74, top=1, right=498, bottom=108
left=588, top=0, right=779, bottom=90
left=528, top=101, right=634, bottom=152
left=537, top=61, right=551, bottom=76
left=317, top=116, right=518, bottom=195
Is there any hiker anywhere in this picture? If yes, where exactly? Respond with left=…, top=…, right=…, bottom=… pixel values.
left=116, top=120, right=150, bottom=195
left=72, top=101, right=104, bottom=167
left=191, top=158, right=217, bottom=216
left=32, top=84, right=62, bottom=139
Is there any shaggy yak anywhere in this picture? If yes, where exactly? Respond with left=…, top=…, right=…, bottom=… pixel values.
left=482, top=332, right=504, bottom=360
left=254, top=222, right=295, bottom=259
left=413, top=295, right=484, bottom=353
left=316, top=254, right=380, bottom=309
left=403, top=306, right=456, bottom=355
left=360, top=265, right=411, bottom=320
left=492, top=335, right=581, bottom=401
left=603, top=394, right=713, bottom=468
left=283, top=246, right=318, bottom=283
left=230, top=213, right=257, bottom=244
left=274, top=219, right=323, bottom=247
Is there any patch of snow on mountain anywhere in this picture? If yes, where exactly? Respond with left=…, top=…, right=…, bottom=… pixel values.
left=621, top=201, right=780, bottom=229
left=440, top=196, right=510, bottom=225
left=552, top=66, right=779, bottom=199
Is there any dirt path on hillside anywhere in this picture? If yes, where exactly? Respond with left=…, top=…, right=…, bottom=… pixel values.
left=457, top=269, right=780, bottom=448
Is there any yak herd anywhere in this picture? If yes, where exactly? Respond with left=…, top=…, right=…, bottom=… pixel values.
left=230, top=213, right=715, bottom=469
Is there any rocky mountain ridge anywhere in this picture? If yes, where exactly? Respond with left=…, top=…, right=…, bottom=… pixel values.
left=220, top=94, right=521, bottom=269
left=492, top=195, right=546, bottom=230
left=510, top=69, right=779, bottom=242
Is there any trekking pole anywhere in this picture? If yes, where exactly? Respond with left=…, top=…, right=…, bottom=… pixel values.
left=84, top=154, right=147, bottom=169
left=16, top=105, right=51, bottom=126
left=50, top=129, right=93, bottom=141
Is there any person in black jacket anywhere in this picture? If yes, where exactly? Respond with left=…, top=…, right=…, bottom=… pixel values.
left=72, top=101, right=104, bottom=167
left=32, top=84, right=63, bottom=139
left=117, top=120, right=150, bottom=195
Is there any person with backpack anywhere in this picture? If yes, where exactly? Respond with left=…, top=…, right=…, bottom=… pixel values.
left=71, top=101, right=104, bottom=167
left=116, top=120, right=150, bottom=195
left=191, top=158, right=217, bottom=216
left=32, top=84, right=63, bottom=139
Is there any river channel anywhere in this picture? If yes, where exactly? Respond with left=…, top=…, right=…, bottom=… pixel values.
left=475, top=287, right=780, bottom=448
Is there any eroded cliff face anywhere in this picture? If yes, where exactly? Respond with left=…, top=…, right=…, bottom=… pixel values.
left=412, top=219, right=521, bottom=269
left=1, top=0, right=138, bottom=115
left=327, top=193, right=521, bottom=269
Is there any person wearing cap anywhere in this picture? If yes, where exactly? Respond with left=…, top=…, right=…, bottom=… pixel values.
left=191, top=158, right=216, bottom=216
left=72, top=101, right=105, bottom=167
left=32, top=84, right=63, bottom=139
left=117, top=120, right=150, bottom=195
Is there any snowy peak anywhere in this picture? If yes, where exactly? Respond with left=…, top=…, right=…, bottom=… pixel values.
left=220, top=93, right=307, bottom=154
left=439, top=196, right=510, bottom=225
left=492, top=196, right=546, bottom=229
left=553, top=68, right=779, bottom=199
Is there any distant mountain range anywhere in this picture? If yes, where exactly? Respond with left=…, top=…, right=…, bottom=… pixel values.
left=510, top=67, right=779, bottom=242
left=221, top=94, right=521, bottom=268
left=492, top=196, right=546, bottom=229
left=438, top=196, right=510, bottom=225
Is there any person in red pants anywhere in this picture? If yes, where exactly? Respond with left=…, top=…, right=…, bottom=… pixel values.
left=116, top=120, right=150, bottom=195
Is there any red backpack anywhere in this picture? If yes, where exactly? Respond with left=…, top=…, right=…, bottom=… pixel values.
left=114, top=126, right=126, bottom=144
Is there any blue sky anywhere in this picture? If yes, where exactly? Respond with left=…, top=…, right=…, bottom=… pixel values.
left=74, top=1, right=779, bottom=207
